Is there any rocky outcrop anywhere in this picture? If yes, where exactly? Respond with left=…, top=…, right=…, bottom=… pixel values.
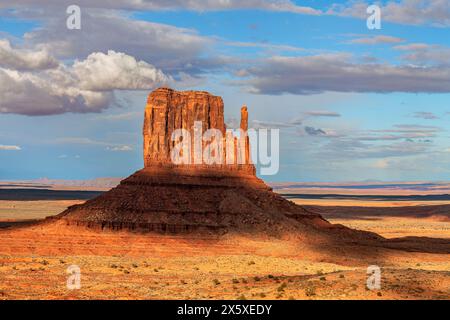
left=53, top=88, right=336, bottom=235
left=143, top=88, right=253, bottom=174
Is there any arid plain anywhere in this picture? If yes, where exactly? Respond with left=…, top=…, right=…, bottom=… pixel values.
left=0, top=181, right=449, bottom=300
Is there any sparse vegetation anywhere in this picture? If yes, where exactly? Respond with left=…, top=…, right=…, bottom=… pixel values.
left=305, top=286, right=316, bottom=297
left=277, top=283, right=287, bottom=292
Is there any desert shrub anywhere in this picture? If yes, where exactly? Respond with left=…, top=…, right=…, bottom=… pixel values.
left=339, top=274, right=345, bottom=279
left=253, top=276, right=261, bottom=282
left=320, top=277, right=326, bottom=281
left=132, top=263, right=138, bottom=268
left=277, top=283, right=287, bottom=292
left=305, top=286, right=316, bottom=297
left=248, top=261, right=255, bottom=266
left=232, top=278, right=239, bottom=284
left=237, top=294, right=247, bottom=300
left=213, top=279, right=221, bottom=286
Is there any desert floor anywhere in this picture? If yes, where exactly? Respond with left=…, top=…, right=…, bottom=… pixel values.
left=0, top=198, right=449, bottom=300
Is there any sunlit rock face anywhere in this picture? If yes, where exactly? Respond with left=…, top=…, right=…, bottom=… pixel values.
left=53, top=88, right=327, bottom=235
left=143, top=88, right=253, bottom=174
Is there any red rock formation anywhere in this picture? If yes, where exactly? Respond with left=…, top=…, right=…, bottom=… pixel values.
left=52, top=88, right=357, bottom=236
left=143, top=88, right=225, bottom=166
left=143, top=88, right=254, bottom=174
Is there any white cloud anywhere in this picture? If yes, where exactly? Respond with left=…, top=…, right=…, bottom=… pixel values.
left=23, top=10, right=215, bottom=75
left=0, top=49, right=170, bottom=115
left=395, top=43, right=450, bottom=66
left=106, top=145, right=133, bottom=152
left=240, top=54, right=450, bottom=95
left=0, top=39, right=58, bottom=70
left=73, top=51, right=170, bottom=91
left=0, top=144, right=21, bottom=150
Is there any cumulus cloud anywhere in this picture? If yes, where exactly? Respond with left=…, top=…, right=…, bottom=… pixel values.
left=0, top=39, right=58, bottom=70
left=0, top=49, right=170, bottom=115
left=240, top=54, right=450, bottom=95
left=22, top=10, right=216, bottom=75
left=0, top=144, right=21, bottom=150
left=72, top=51, right=169, bottom=91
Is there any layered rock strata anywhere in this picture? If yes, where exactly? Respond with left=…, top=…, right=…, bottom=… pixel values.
left=54, top=88, right=334, bottom=235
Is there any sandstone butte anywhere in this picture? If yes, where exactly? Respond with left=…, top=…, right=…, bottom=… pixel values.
left=18, top=88, right=450, bottom=252
left=44, top=88, right=365, bottom=241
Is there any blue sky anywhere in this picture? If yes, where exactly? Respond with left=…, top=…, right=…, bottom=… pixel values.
left=0, top=1, right=450, bottom=182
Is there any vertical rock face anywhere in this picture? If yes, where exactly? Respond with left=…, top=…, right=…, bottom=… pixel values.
left=240, top=106, right=248, bottom=131
left=54, top=87, right=328, bottom=235
left=143, top=88, right=254, bottom=174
